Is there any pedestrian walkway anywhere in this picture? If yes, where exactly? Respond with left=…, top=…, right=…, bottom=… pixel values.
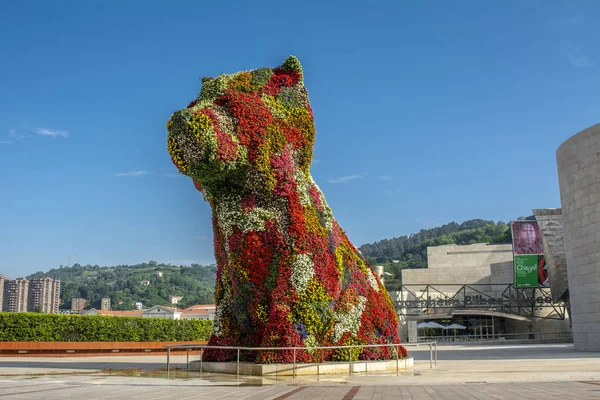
left=1, top=379, right=600, bottom=399
left=0, top=344, right=599, bottom=399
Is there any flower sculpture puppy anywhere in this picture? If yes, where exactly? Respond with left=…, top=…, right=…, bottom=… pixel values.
left=167, top=56, right=407, bottom=363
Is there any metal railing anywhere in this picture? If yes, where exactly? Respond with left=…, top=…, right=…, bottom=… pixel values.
left=417, top=331, right=573, bottom=343
left=164, top=342, right=437, bottom=379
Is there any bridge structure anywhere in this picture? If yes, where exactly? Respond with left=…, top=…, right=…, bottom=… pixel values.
left=394, top=283, right=568, bottom=323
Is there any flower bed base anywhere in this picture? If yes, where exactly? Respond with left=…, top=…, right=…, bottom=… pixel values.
left=189, top=357, right=413, bottom=376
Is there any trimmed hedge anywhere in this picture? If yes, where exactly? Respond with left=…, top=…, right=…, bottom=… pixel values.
left=0, top=313, right=212, bottom=342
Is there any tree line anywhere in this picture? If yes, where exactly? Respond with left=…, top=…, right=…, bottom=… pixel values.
left=358, top=219, right=512, bottom=291
left=27, top=261, right=216, bottom=310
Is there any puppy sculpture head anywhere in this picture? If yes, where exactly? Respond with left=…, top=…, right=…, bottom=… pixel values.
left=167, top=56, right=314, bottom=201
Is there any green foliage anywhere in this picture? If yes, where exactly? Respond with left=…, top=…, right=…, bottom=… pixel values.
left=27, top=261, right=217, bottom=310
left=359, top=220, right=511, bottom=291
left=280, top=55, right=303, bottom=82
left=0, top=313, right=212, bottom=342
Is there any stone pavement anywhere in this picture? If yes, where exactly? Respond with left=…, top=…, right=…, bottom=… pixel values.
left=0, top=344, right=600, bottom=399
left=1, top=379, right=600, bottom=399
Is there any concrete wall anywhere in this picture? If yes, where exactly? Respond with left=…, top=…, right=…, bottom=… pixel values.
left=557, top=123, right=600, bottom=351
left=402, top=243, right=514, bottom=286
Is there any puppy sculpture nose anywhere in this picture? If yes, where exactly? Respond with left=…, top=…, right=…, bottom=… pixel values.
left=167, top=110, right=191, bottom=138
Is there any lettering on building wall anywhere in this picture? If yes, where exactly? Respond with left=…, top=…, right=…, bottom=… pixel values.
left=397, top=294, right=554, bottom=309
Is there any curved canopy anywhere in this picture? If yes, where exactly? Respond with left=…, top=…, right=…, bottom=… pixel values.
left=444, top=323, right=467, bottom=330
left=417, top=321, right=445, bottom=329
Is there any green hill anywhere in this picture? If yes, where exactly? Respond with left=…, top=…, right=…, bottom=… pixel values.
left=358, top=219, right=512, bottom=291
left=27, top=261, right=216, bottom=310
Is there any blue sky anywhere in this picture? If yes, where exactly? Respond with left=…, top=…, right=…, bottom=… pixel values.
left=1, top=1, right=598, bottom=278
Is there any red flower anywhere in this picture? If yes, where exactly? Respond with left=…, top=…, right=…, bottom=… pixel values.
left=263, top=68, right=301, bottom=96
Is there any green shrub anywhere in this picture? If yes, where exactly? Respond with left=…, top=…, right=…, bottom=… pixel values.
left=0, top=313, right=212, bottom=342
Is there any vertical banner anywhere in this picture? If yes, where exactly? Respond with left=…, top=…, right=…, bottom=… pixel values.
left=511, top=220, right=544, bottom=255
left=514, top=254, right=540, bottom=288
left=511, top=220, right=548, bottom=288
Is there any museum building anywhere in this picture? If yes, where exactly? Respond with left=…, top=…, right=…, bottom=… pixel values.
left=393, top=241, right=570, bottom=342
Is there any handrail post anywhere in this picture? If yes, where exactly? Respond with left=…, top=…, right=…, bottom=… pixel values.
left=429, top=343, right=433, bottom=369
left=435, top=342, right=437, bottom=366
left=200, top=348, right=203, bottom=375
left=395, top=344, right=399, bottom=376
left=237, top=348, right=240, bottom=379
left=186, top=348, right=189, bottom=373
left=348, top=345, right=352, bottom=376
left=167, top=347, right=170, bottom=378
left=293, top=348, right=297, bottom=379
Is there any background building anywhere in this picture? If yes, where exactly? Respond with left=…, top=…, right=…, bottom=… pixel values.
left=142, top=305, right=181, bottom=319
left=71, top=297, right=87, bottom=312
left=532, top=209, right=568, bottom=303
left=82, top=309, right=143, bottom=317
left=181, top=304, right=216, bottom=320
left=397, top=242, right=569, bottom=342
left=2, top=278, right=29, bottom=312
left=101, top=296, right=111, bottom=311
left=81, top=304, right=216, bottom=320
left=557, top=122, right=600, bottom=351
left=0, top=275, right=5, bottom=310
left=27, top=278, right=60, bottom=313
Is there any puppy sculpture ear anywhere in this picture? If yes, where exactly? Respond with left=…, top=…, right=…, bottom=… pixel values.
left=280, top=55, right=303, bottom=81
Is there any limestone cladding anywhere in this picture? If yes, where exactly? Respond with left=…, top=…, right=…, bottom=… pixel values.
left=532, top=209, right=569, bottom=302
left=402, top=243, right=514, bottom=287
left=400, top=243, right=514, bottom=305
left=557, top=122, right=600, bottom=352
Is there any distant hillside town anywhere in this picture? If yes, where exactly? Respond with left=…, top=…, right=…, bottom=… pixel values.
left=0, top=274, right=215, bottom=320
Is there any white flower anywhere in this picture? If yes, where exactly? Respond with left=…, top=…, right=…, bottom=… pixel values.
left=214, top=196, right=275, bottom=238
left=367, top=271, right=380, bottom=292
left=308, top=177, right=334, bottom=231
left=290, top=254, right=314, bottom=293
left=304, top=334, right=318, bottom=353
left=295, top=170, right=312, bottom=207
left=212, top=291, right=232, bottom=337
left=332, top=296, right=367, bottom=342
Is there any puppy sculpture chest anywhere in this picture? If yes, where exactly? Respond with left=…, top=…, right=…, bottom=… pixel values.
left=167, top=56, right=405, bottom=362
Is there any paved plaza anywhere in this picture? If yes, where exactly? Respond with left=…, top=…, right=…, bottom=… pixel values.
left=1, top=344, right=600, bottom=399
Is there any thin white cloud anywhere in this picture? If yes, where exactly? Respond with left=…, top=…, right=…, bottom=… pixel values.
left=0, top=141, right=12, bottom=144
left=376, top=176, right=392, bottom=181
left=328, top=174, right=363, bottom=184
left=569, top=55, right=595, bottom=68
left=35, top=128, right=69, bottom=137
left=9, top=131, right=30, bottom=141
left=115, top=171, right=149, bottom=177
left=162, top=172, right=183, bottom=178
